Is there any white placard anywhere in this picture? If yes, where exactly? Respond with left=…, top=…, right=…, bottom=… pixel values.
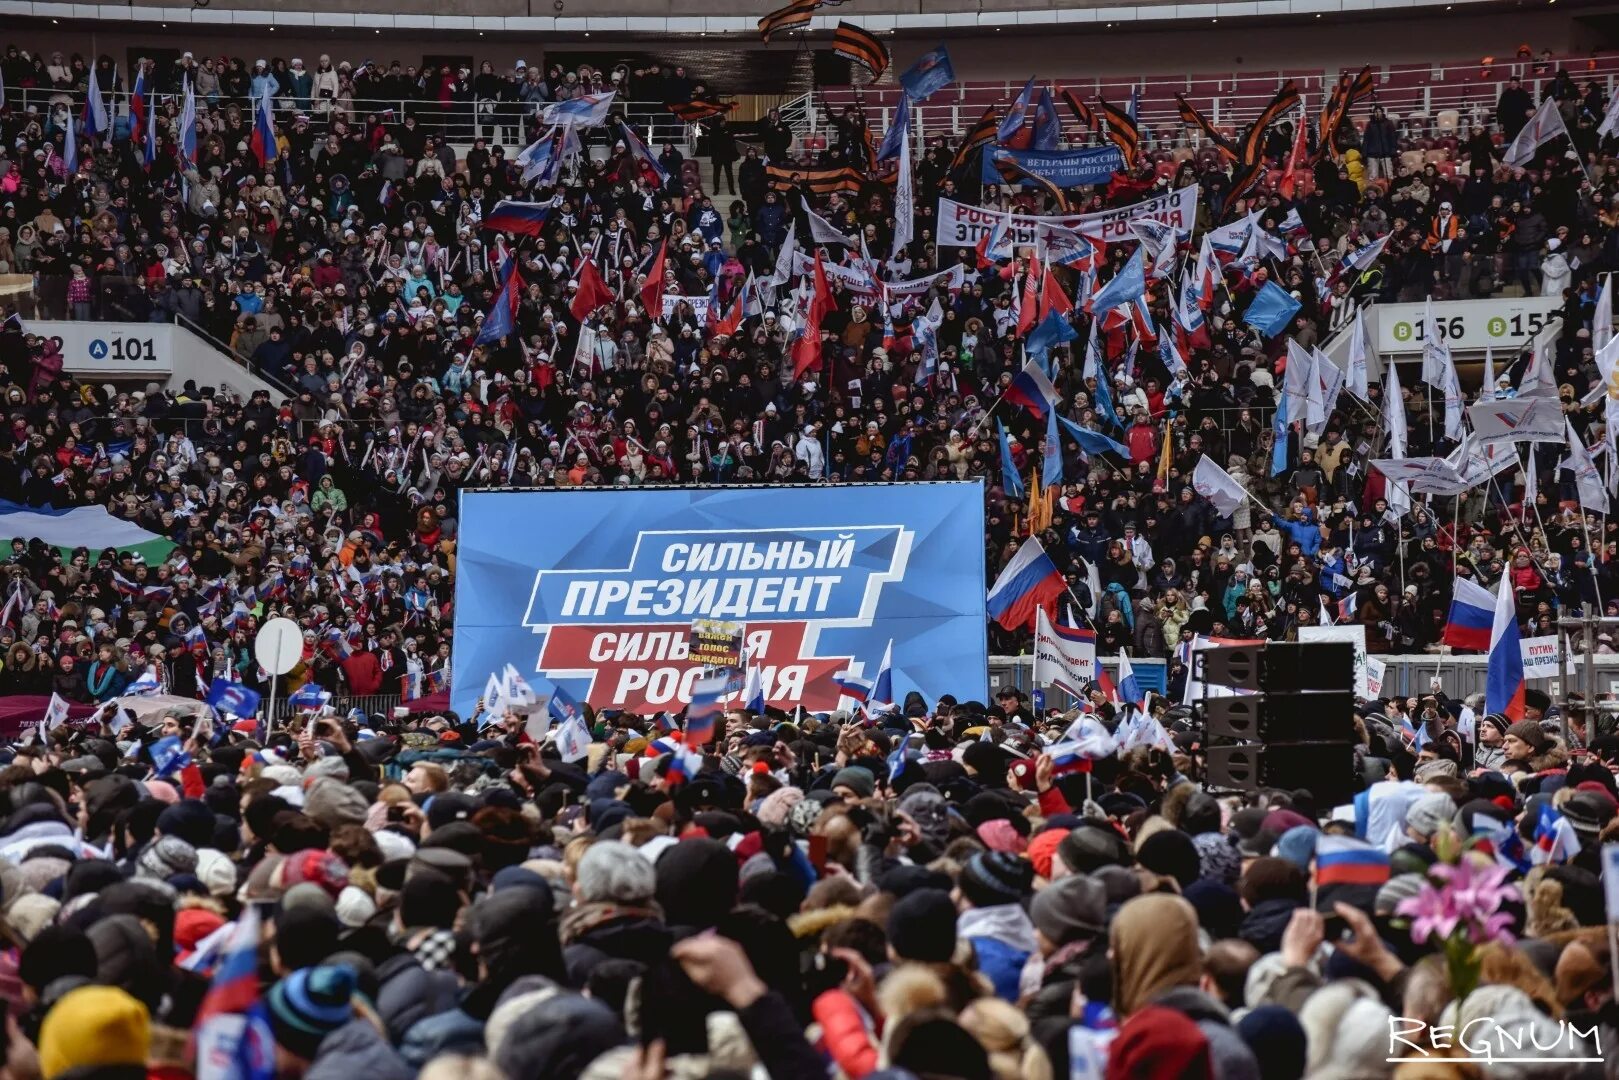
left=1519, top=635, right=1562, bottom=679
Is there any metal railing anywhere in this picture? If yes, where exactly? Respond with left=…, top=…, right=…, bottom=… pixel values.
left=5, top=81, right=696, bottom=155
left=814, top=52, right=1619, bottom=147
left=170, top=311, right=299, bottom=398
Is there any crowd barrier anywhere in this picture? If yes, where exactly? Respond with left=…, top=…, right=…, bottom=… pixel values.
left=989, top=652, right=1614, bottom=706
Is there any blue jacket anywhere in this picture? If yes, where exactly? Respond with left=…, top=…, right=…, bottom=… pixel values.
left=1271, top=512, right=1323, bottom=557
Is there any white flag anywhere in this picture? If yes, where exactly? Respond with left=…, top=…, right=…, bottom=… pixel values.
left=891, top=115, right=914, bottom=261
left=1192, top=455, right=1248, bottom=517
left=1467, top=396, right=1565, bottom=446
left=1562, top=419, right=1610, bottom=514
left=44, top=692, right=69, bottom=731
left=1309, top=347, right=1345, bottom=435
left=555, top=714, right=592, bottom=763
left=1441, top=352, right=1464, bottom=441
left=1382, top=356, right=1411, bottom=515
left=1505, top=96, right=1572, bottom=167
left=1345, top=306, right=1370, bottom=400
left=1596, top=274, right=1614, bottom=351
left=802, top=198, right=851, bottom=247
left=1420, top=295, right=1451, bottom=388
left=765, top=220, right=798, bottom=288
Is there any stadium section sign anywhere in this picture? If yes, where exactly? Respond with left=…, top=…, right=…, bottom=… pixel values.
left=1375, top=296, right=1559, bottom=354
left=452, top=484, right=988, bottom=715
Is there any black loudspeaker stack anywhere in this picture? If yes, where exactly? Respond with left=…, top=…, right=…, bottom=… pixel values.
left=1199, top=642, right=1358, bottom=807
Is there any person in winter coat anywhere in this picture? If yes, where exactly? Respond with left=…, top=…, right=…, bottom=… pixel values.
left=1542, top=237, right=1573, bottom=297
left=955, top=851, right=1038, bottom=1002
left=559, top=842, right=672, bottom=985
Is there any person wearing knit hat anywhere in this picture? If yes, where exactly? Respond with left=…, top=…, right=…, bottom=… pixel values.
left=273, top=849, right=350, bottom=899
left=1560, top=790, right=1617, bottom=846
left=304, top=778, right=369, bottom=829
left=755, top=785, right=803, bottom=828
left=1404, top=792, right=1458, bottom=843
left=955, top=851, right=1037, bottom=1001
left=1414, top=758, right=1459, bottom=783
left=267, top=964, right=357, bottom=1062
left=1030, top=874, right=1106, bottom=948
left=39, top=985, right=150, bottom=1080
left=829, top=766, right=875, bottom=800
left=1055, top=823, right=1132, bottom=877
left=1504, top=719, right=1550, bottom=765
left=1027, top=827, right=1068, bottom=879
left=135, top=835, right=197, bottom=881
left=1104, top=1004, right=1210, bottom=1080
left=1136, top=829, right=1202, bottom=888
left=887, top=887, right=958, bottom=963
left=975, top=818, right=1027, bottom=855
left=1374, top=873, right=1428, bottom=917
left=1235, top=1005, right=1307, bottom=1080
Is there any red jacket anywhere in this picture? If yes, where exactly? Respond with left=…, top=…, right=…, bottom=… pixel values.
left=340, top=650, right=383, bottom=695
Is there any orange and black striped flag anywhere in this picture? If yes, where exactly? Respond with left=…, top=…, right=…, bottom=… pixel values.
left=950, top=105, right=1000, bottom=171
left=668, top=100, right=737, bottom=122
left=1175, top=94, right=1237, bottom=161
left=1061, top=88, right=1096, bottom=133
left=758, top=0, right=817, bottom=41
left=1314, top=65, right=1374, bottom=162
left=833, top=22, right=890, bottom=80
left=991, top=155, right=1071, bottom=212
left=766, top=162, right=866, bottom=195
left=1096, top=96, right=1141, bottom=162
left=1236, top=80, right=1300, bottom=167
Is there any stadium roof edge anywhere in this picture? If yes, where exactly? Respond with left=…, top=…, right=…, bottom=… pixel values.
left=0, top=0, right=1509, bottom=33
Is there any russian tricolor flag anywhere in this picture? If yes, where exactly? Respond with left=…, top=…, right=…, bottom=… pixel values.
left=250, top=87, right=277, bottom=166
left=484, top=199, right=553, bottom=238
left=1442, top=576, right=1495, bottom=652
left=684, top=671, right=728, bottom=748
left=1313, top=835, right=1391, bottom=887
left=833, top=671, right=874, bottom=703
left=1485, top=574, right=1525, bottom=720
left=987, top=537, right=1066, bottom=631
left=1116, top=650, right=1146, bottom=711
left=869, top=639, right=895, bottom=710
left=1002, top=359, right=1060, bottom=420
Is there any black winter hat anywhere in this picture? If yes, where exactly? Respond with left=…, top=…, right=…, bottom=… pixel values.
left=654, top=838, right=738, bottom=930
left=887, top=887, right=957, bottom=963
left=1137, top=829, right=1202, bottom=888
left=957, top=850, right=1032, bottom=908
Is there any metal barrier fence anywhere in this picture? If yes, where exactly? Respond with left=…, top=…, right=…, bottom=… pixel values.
left=1, top=83, right=690, bottom=154
left=265, top=692, right=403, bottom=722
left=989, top=652, right=1617, bottom=706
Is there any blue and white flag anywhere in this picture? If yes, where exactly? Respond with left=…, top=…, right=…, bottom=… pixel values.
left=899, top=46, right=955, bottom=102
left=207, top=681, right=261, bottom=718
left=150, top=735, right=192, bottom=778
left=542, top=91, right=617, bottom=129
left=84, top=66, right=110, bottom=138
left=288, top=682, right=330, bottom=710
left=555, top=713, right=593, bottom=763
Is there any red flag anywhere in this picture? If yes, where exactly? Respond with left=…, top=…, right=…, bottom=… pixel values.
left=793, top=251, right=832, bottom=378
left=1041, top=266, right=1074, bottom=317
left=570, top=258, right=614, bottom=323
left=640, top=240, right=668, bottom=323
left=1279, top=116, right=1308, bottom=201
left=1017, top=261, right=1041, bottom=336
left=711, top=288, right=745, bottom=339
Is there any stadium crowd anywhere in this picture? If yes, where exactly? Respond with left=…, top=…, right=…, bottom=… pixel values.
left=0, top=42, right=1610, bottom=1080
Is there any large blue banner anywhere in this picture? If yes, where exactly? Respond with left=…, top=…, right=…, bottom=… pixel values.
left=982, top=146, right=1124, bottom=188
left=452, top=484, right=988, bottom=716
